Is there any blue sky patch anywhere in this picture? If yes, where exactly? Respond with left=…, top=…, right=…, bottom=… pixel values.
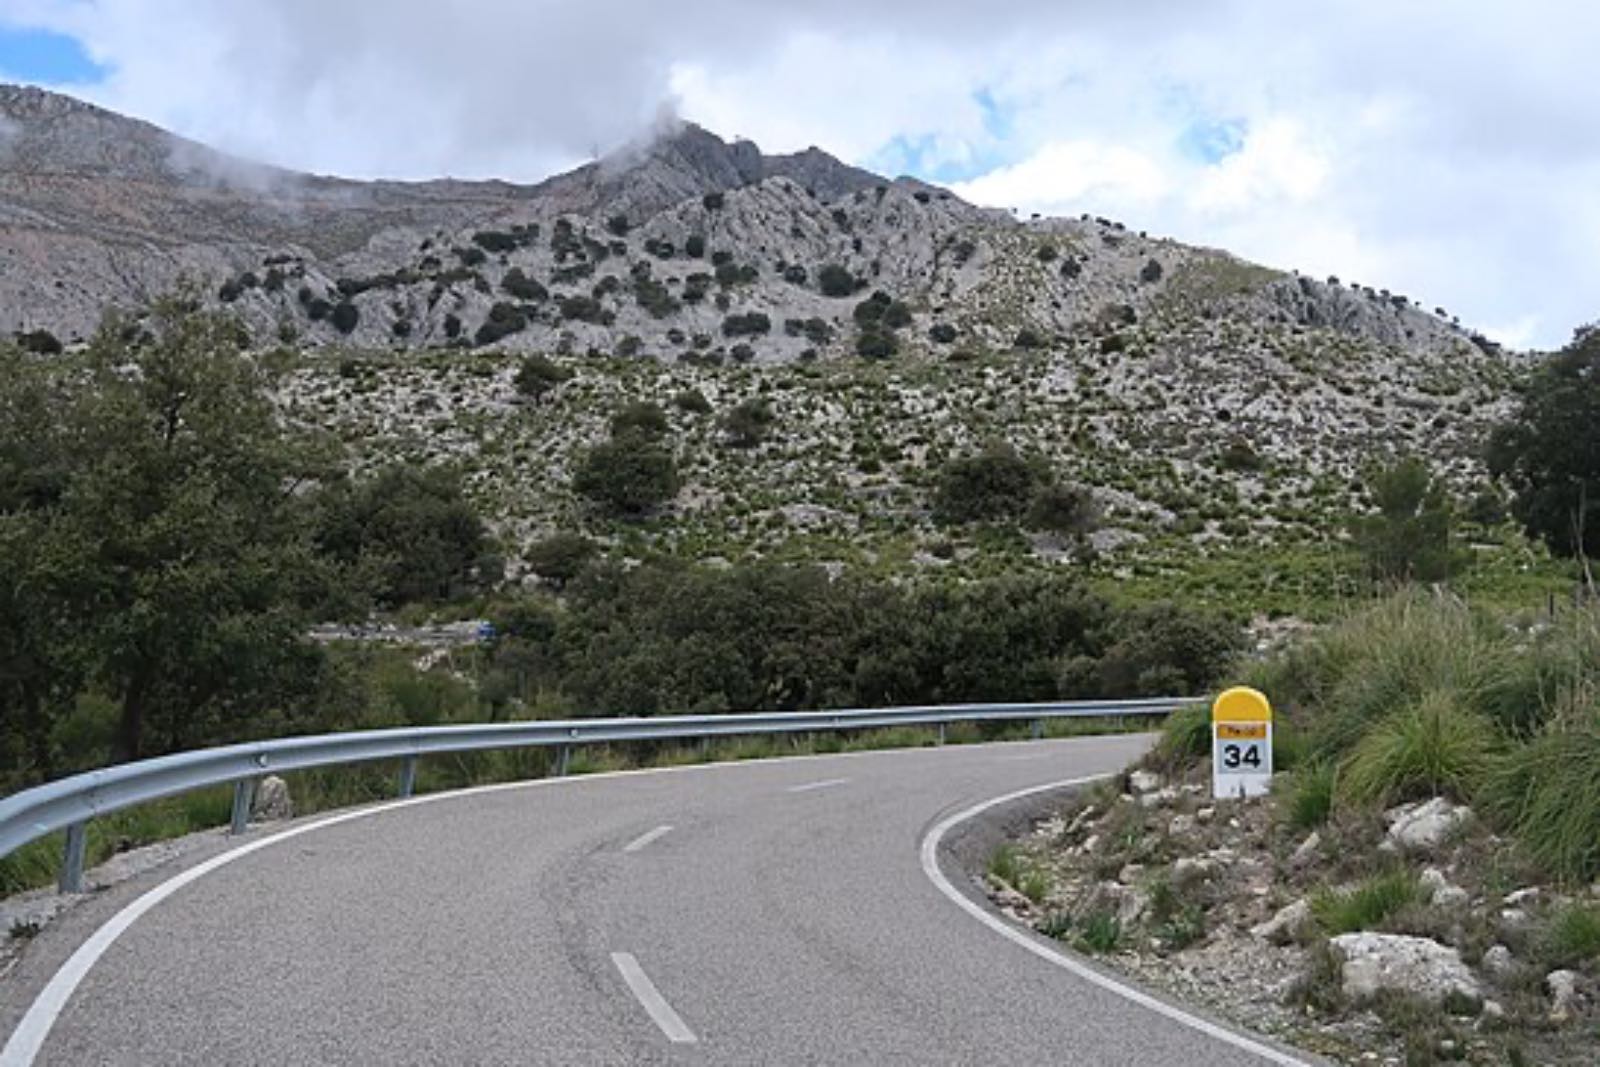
left=1179, top=117, right=1247, bottom=164
left=866, top=86, right=1022, bottom=184
left=0, top=26, right=105, bottom=85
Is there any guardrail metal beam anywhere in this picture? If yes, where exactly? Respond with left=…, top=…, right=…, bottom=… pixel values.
left=0, top=697, right=1191, bottom=891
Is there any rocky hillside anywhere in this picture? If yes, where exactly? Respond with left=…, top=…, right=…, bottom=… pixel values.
left=2, top=86, right=1540, bottom=607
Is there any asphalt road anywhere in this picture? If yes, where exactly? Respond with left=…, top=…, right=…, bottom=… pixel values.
left=1, top=736, right=1311, bottom=1065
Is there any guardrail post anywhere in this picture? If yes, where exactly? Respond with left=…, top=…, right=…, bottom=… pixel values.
left=937, top=723, right=946, bottom=746
left=1031, top=719, right=1044, bottom=741
left=60, top=821, right=88, bottom=893
left=556, top=746, right=571, bottom=777
left=230, top=778, right=256, bottom=835
left=398, top=756, right=418, bottom=798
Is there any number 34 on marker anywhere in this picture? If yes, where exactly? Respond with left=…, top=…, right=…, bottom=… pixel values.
left=1211, top=687, right=1273, bottom=799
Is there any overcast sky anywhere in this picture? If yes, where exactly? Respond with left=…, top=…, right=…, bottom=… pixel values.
left=2, top=1, right=1596, bottom=350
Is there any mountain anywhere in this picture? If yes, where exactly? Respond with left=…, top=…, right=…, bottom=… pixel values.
left=0, top=87, right=1527, bottom=599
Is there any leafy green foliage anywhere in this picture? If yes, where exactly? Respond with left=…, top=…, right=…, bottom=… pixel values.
left=311, top=464, right=500, bottom=610
left=1286, top=761, right=1338, bottom=830
left=1488, top=325, right=1600, bottom=560
left=572, top=437, right=680, bottom=518
left=1311, top=870, right=1423, bottom=934
left=721, top=398, right=774, bottom=448
left=933, top=443, right=1044, bottom=524
left=721, top=312, right=771, bottom=337
left=0, top=303, right=332, bottom=768
left=1026, top=482, right=1098, bottom=537
left=610, top=401, right=670, bottom=440
left=501, top=268, right=548, bottom=302
left=475, top=302, right=528, bottom=346
left=1340, top=691, right=1498, bottom=805
left=1350, top=457, right=1456, bottom=582
left=818, top=263, right=857, bottom=297
left=523, top=533, right=597, bottom=588
left=514, top=354, right=572, bottom=399
left=1537, top=903, right=1600, bottom=968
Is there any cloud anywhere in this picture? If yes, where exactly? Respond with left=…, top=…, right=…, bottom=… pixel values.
left=2, top=0, right=1596, bottom=347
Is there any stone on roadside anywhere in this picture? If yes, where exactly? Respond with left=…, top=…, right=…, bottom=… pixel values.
left=1328, top=933, right=1481, bottom=1008
left=1168, top=814, right=1196, bottom=837
left=1137, top=786, right=1179, bottom=809
left=1546, top=969, right=1582, bottom=1024
left=1251, top=899, right=1312, bottom=945
left=1129, top=769, right=1163, bottom=794
left=1290, top=831, right=1321, bottom=868
left=1480, top=944, right=1516, bottom=980
left=1419, top=867, right=1469, bottom=907
left=1384, top=797, right=1472, bottom=852
left=251, top=775, right=294, bottom=822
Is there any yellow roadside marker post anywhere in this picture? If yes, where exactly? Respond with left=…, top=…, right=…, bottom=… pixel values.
left=1211, top=686, right=1272, bottom=799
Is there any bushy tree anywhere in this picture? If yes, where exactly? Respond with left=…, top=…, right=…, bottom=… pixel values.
left=1027, top=482, right=1098, bottom=538
left=1, top=303, right=334, bottom=764
left=1350, top=457, right=1456, bottom=583
left=722, top=398, right=774, bottom=448
left=572, top=437, right=679, bottom=518
left=524, top=533, right=597, bottom=588
left=933, top=443, right=1043, bottom=524
left=610, top=401, right=670, bottom=440
left=1488, top=325, right=1600, bottom=560
left=514, top=355, right=571, bottom=399
left=818, top=264, right=857, bottom=297
left=312, top=464, right=500, bottom=609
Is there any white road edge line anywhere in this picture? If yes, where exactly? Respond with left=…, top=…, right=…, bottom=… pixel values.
left=785, top=777, right=849, bottom=793
left=622, top=825, right=674, bottom=853
left=918, top=775, right=1313, bottom=1067
left=610, top=952, right=698, bottom=1044
left=1, top=735, right=1146, bottom=1066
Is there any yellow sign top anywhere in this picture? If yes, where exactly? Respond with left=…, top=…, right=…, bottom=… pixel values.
left=1212, top=686, right=1272, bottom=724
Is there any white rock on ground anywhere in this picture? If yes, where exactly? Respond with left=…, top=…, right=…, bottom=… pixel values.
left=1385, top=797, right=1472, bottom=852
left=1546, top=969, right=1583, bottom=1024
left=251, top=775, right=294, bottom=821
left=1128, top=769, right=1163, bottom=794
left=1251, top=899, right=1312, bottom=945
left=1329, top=933, right=1482, bottom=1008
left=1290, top=831, right=1321, bottom=868
left=1420, top=866, right=1469, bottom=907
left=1480, top=944, right=1516, bottom=980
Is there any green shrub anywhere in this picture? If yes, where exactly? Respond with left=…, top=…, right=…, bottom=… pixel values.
left=502, top=268, right=548, bottom=302
left=722, top=399, right=774, bottom=448
left=933, top=443, right=1041, bottom=524
left=1339, top=691, right=1499, bottom=805
left=610, top=401, right=670, bottom=440
left=1027, top=483, right=1098, bottom=537
left=1092, top=602, right=1244, bottom=698
left=1075, top=911, right=1122, bottom=953
left=1311, top=869, right=1423, bottom=934
left=525, top=533, right=597, bottom=587
left=722, top=312, right=772, bottom=337
left=855, top=330, right=897, bottom=359
left=1286, top=761, right=1338, bottom=830
left=572, top=438, right=680, bottom=518
left=928, top=322, right=957, bottom=344
left=1349, top=457, right=1457, bottom=583
left=1156, top=703, right=1212, bottom=766
left=514, top=354, right=571, bottom=399
left=1485, top=724, right=1600, bottom=882
left=1537, top=903, right=1600, bottom=968
left=16, top=329, right=63, bottom=355
left=818, top=264, right=857, bottom=297
left=673, top=389, right=712, bottom=415
left=476, top=302, right=528, bottom=346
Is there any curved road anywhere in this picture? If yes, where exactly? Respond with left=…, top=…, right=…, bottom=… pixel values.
left=1, top=736, right=1310, bottom=1065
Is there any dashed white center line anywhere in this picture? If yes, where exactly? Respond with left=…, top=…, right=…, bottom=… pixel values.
left=622, top=825, right=674, bottom=853
left=611, top=952, right=698, bottom=1045
left=786, top=777, right=850, bottom=794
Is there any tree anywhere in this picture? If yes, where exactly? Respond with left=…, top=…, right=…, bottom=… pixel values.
left=722, top=399, right=774, bottom=448
left=572, top=437, right=679, bottom=518
left=515, top=355, right=571, bottom=399
left=311, top=464, right=500, bottom=609
left=933, top=443, right=1043, bottom=524
left=42, top=303, right=331, bottom=761
left=818, top=264, right=857, bottom=297
left=610, top=401, right=670, bottom=440
left=1350, top=457, right=1456, bottom=583
left=524, top=533, right=597, bottom=588
left=1488, top=325, right=1600, bottom=562
left=1027, top=483, right=1098, bottom=539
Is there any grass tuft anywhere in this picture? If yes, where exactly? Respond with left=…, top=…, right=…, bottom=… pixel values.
left=1311, top=869, right=1424, bottom=935
left=1339, top=690, right=1499, bottom=806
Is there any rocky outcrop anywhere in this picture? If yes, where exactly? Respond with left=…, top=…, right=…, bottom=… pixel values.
left=1385, top=798, right=1473, bottom=852
left=1328, top=932, right=1481, bottom=1008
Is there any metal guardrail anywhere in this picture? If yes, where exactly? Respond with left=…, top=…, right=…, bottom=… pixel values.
left=0, top=697, right=1188, bottom=893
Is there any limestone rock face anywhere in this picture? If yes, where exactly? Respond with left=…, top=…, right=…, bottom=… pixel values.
left=1329, top=933, right=1481, bottom=1007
